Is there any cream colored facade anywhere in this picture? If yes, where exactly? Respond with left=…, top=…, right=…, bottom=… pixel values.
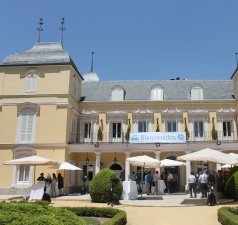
left=1, top=42, right=238, bottom=194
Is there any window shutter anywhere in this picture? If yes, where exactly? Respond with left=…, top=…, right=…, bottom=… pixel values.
left=26, top=115, right=34, bottom=141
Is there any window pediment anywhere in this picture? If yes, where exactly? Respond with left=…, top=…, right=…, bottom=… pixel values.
left=161, top=108, right=182, bottom=122
left=132, top=108, right=153, bottom=121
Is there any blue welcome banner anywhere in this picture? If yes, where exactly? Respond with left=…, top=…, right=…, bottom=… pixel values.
left=129, top=132, right=186, bottom=143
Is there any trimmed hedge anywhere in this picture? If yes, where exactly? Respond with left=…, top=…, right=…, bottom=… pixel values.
left=218, top=207, right=238, bottom=225
left=0, top=201, right=86, bottom=225
left=89, top=168, right=123, bottom=203
left=63, top=207, right=127, bottom=225
left=224, top=166, right=238, bottom=200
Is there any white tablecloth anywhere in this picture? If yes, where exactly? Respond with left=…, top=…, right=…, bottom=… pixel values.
left=29, top=181, right=59, bottom=200
left=158, top=180, right=166, bottom=195
left=29, top=182, right=45, bottom=200
left=122, top=181, right=138, bottom=200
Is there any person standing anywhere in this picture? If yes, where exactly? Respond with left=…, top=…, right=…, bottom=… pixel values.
left=57, top=173, right=64, bottom=196
left=145, top=171, right=151, bottom=195
left=152, top=171, right=159, bottom=195
left=188, top=172, right=197, bottom=198
left=199, top=170, right=208, bottom=198
left=130, top=171, right=137, bottom=181
left=167, top=171, right=173, bottom=194
left=51, top=173, right=58, bottom=197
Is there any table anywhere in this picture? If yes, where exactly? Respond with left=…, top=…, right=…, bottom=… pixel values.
left=29, top=181, right=45, bottom=200
left=29, top=181, right=59, bottom=200
left=158, top=180, right=166, bottom=195
left=122, top=181, right=138, bottom=200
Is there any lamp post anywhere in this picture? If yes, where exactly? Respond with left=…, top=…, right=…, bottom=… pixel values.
left=113, top=152, right=118, bottom=164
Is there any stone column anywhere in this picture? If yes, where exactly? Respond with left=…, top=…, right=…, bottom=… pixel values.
left=125, top=152, right=130, bottom=181
left=155, top=151, right=161, bottom=174
left=95, top=152, right=101, bottom=174
left=186, top=160, right=191, bottom=185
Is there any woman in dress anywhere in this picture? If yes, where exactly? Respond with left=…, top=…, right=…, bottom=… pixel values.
left=57, top=173, right=64, bottom=196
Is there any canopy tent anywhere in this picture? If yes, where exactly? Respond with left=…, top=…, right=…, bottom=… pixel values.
left=177, top=148, right=238, bottom=165
left=4, top=155, right=58, bottom=184
left=160, top=159, right=186, bottom=167
left=127, top=155, right=160, bottom=196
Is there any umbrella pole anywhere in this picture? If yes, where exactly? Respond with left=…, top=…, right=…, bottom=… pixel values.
left=141, top=164, right=144, bottom=197
left=34, top=165, right=36, bottom=184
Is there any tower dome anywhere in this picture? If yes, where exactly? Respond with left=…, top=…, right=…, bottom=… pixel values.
left=83, top=71, right=100, bottom=82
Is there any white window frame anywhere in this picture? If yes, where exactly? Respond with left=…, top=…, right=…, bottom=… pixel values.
left=16, top=108, right=37, bottom=144
left=111, top=86, right=125, bottom=101
left=25, top=74, right=38, bottom=92
left=138, top=121, right=148, bottom=132
left=191, top=86, right=203, bottom=100
left=165, top=120, right=177, bottom=132
left=151, top=86, right=163, bottom=100
left=110, top=122, right=122, bottom=142
left=194, top=121, right=204, bottom=138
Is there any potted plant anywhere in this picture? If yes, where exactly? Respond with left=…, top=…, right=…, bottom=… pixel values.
left=156, top=118, right=160, bottom=132
left=184, top=118, right=190, bottom=141
left=125, top=119, right=131, bottom=142
left=97, top=126, right=103, bottom=141
left=211, top=117, right=218, bottom=140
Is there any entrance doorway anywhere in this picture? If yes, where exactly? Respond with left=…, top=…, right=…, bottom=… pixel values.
left=110, top=163, right=123, bottom=179
left=164, top=155, right=180, bottom=192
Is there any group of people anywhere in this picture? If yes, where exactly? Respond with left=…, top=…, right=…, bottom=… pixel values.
left=130, top=170, right=170, bottom=195
left=37, top=172, right=64, bottom=197
left=188, top=170, right=225, bottom=200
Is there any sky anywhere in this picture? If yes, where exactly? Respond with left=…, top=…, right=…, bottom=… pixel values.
left=0, top=1, right=238, bottom=81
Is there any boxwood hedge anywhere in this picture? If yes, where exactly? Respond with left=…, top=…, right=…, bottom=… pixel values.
left=89, top=168, right=123, bottom=203
left=224, top=166, right=238, bottom=200
left=218, top=207, right=238, bottom=225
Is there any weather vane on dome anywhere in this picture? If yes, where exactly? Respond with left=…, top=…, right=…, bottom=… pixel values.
left=60, top=17, right=66, bottom=46
left=37, top=18, right=44, bottom=43
left=91, top=51, right=95, bottom=72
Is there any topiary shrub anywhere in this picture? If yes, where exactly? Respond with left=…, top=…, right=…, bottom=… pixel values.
left=224, top=166, right=238, bottom=200
left=89, top=168, right=123, bottom=203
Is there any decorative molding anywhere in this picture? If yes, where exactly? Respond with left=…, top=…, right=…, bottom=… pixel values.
left=133, top=108, right=153, bottom=121
left=217, top=107, right=235, bottom=113
left=20, top=68, right=45, bottom=78
left=162, top=108, right=181, bottom=114
left=107, top=110, right=127, bottom=122
left=161, top=108, right=183, bottom=122
left=80, top=109, right=98, bottom=122
left=17, top=102, right=39, bottom=115
left=82, top=109, right=97, bottom=115
left=188, top=109, right=209, bottom=122
left=12, top=146, right=36, bottom=159
left=134, top=108, right=152, bottom=114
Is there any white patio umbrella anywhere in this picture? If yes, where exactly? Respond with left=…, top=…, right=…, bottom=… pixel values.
left=160, top=159, right=186, bottom=167
left=127, top=155, right=160, bottom=168
left=221, top=164, right=232, bottom=169
left=4, top=155, right=58, bottom=184
left=127, top=155, right=160, bottom=196
left=58, top=162, right=82, bottom=171
left=177, top=148, right=238, bottom=165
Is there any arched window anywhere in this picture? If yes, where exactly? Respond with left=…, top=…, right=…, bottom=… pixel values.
left=191, top=86, right=203, bottom=100
left=111, top=86, right=125, bottom=101
left=151, top=85, right=163, bottom=100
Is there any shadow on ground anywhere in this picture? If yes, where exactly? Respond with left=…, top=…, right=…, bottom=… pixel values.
left=181, top=198, right=207, bottom=205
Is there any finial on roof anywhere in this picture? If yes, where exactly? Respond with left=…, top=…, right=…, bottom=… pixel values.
left=37, top=18, right=44, bottom=43
left=235, top=52, right=238, bottom=68
left=91, top=51, right=94, bottom=72
left=60, top=17, right=66, bottom=46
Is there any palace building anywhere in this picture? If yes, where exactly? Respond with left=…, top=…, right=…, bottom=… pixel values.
left=0, top=41, right=238, bottom=194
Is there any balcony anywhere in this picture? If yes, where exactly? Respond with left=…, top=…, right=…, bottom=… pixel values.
left=68, top=131, right=238, bottom=144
